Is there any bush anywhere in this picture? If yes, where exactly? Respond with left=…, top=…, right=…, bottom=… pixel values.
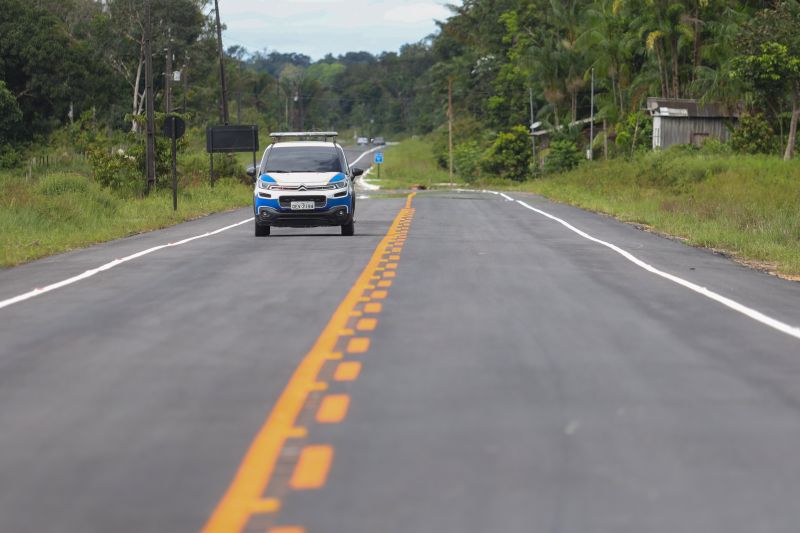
left=0, top=143, right=22, bottom=169
left=731, top=113, right=775, bottom=154
left=88, top=147, right=143, bottom=192
left=453, top=141, right=482, bottom=182
left=480, top=125, right=532, bottom=181
left=544, top=140, right=581, bottom=174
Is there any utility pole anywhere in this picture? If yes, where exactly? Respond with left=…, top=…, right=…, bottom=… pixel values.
left=213, top=0, right=229, bottom=124
left=589, top=67, right=595, bottom=161
left=165, top=36, right=173, bottom=114
left=529, top=87, right=536, bottom=165
left=144, top=0, right=156, bottom=193
left=448, top=77, right=454, bottom=184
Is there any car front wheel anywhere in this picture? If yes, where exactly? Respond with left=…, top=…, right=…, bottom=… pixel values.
left=255, top=221, right=270, bottom=237
left=341, top=222, right=354, bottom=236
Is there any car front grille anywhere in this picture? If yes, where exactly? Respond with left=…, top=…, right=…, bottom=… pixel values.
left=279, top=195, right=327, bottom=208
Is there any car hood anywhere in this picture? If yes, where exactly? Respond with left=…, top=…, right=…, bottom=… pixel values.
left=261, top=172, right=344, bottom=185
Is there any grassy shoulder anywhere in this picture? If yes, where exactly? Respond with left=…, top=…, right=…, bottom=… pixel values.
left=367, top=137, right=454, bottom=190
left=492, top=150, right=800, bottom=277
left=1, top=169, right=251, bottom=267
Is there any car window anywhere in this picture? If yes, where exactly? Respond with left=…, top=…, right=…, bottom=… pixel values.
left=264, top=146, right=343, bottom=173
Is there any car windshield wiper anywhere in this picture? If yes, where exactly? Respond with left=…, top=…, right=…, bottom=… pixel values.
left=266, top=169, right=292, bottom=173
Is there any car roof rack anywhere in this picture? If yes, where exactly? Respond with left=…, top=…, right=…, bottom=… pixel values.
left=270, top=131, right=338, bottom=143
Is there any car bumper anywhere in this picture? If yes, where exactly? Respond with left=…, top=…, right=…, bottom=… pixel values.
left=254, top=190, right=353, bottom=227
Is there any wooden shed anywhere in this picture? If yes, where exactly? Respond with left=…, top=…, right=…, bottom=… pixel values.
left=647, top=98, right=739, bottom=150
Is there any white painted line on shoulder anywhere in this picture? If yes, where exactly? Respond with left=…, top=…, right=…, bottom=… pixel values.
left=349, top=145, right=383, bottom=167
left=509, top=197, right=800, bottom=341
left=500, top=193, right=515, bottom=202
left=0, top=218, right=253, bottom=311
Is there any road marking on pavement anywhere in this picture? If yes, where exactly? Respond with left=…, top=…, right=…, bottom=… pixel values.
left=251, top=499, right=282, bottom=513
left=364, top=302, right=383, bottom=313
left=202, top=193, right=416, bottom=533
left=268, top=527, right=305, bottom=533
left=472, top=189, right=800, bottom=341
left=356, top=318, right=378, bottom=331
left=346, top=337, right=371, bottom=354
left=289, top=445, right=334, bottom=490
left=333, top=361, right=362, bottom=381
left=0, top=217, right=253, bottom=311
left=316, top=395, right=351, bottom=423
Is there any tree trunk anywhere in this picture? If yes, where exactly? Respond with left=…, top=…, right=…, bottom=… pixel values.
left=603, top=119, right=608, bottom=160
left=131, top=56, right=143, bottom=133
left=784, top=87, right=798, bottom=160
left=671, top=36, right=680, bottom=98
left=571, top=90, right=577, bottom=123
left=655, top=44, right=668, bottom=98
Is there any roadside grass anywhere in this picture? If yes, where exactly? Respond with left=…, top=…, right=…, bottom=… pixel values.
left=1, top=170, right=251, bottom=267
left=368, top=137, right=456, bottom=190
left=496, top=151, right=800, bottom=277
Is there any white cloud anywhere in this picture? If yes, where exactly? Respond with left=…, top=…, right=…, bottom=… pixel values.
left=217, top=0, right=458, bottom=59
left=384, top=4, right=450, bottom=24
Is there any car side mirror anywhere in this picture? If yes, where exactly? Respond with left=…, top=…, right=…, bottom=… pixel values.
left=246, top=166, right=257, bottom=181
left=351, top=167, right=364, bottom=177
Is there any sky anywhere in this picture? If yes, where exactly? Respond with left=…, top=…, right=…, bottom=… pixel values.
left=217, top=0, right=457, bottom=60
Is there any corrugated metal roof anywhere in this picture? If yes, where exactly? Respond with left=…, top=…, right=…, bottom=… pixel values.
left=646, top=98, right=740, bottom=118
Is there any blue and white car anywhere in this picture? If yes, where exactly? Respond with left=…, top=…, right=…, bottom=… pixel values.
left=249, top=132, right=363, bottom=236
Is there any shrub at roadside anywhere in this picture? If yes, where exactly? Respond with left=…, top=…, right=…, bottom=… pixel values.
left=453, top=141, right=482, bottom=182
left=480, top=126, right=531, bottom=181
left=543, top=140, right=581, bottom=174
left=730, top=113, right=775, bottom=154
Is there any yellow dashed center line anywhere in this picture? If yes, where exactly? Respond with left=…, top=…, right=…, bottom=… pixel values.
left=356, top=317, right=378, bottom=331
left=333, top=361, right=362, bottom=381
left=201, top=193, right=416, bottom=533
left=346, top=337, right=370, bottom=354
left=316, top=394, right=351, bottom=423
left=289, top=445, right=334, bottom=490
left=363, top=302, right=383, bottom=314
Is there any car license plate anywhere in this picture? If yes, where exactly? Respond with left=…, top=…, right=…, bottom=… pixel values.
left=290, top=201, right=315, bottom=210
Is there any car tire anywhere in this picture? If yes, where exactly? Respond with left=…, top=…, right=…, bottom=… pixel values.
left=341, top=222, right=354, bottom=236
left=255, top=221, right=270, bottom=237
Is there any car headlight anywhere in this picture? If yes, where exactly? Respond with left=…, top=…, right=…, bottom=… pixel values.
left=258, top=179, right=271, bottom=190
left=331, top=180, right=348, bottom=190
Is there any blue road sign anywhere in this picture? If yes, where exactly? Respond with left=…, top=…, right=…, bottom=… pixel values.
left=374, top=152, right=384, bottom=164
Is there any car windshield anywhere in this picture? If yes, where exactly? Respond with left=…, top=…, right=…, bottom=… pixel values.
left=264, top=146, right=342, bottom=173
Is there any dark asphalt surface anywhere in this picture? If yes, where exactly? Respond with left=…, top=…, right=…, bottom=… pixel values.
left=1, top=167, right=799, bottom=532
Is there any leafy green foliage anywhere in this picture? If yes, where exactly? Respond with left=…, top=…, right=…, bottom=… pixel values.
left=544, top=140, right=582, bottom=174
left=731, top=114, right=775, bottom=154
left=453, top=141, right=483, bottom=183
left=480, top=126, right=532, bottom=182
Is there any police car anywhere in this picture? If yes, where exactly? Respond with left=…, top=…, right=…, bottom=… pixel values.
left=248, top=132, right=364, bottom=236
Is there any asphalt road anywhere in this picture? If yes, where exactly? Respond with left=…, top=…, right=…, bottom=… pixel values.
left=1, top=159, right=799, bottom=532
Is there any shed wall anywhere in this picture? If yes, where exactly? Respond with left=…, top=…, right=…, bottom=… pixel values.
left=657, top=117, right=734, bottom=149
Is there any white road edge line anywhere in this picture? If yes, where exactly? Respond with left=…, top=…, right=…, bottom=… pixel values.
left=492, top=193, right=800, bottom=341
left=1, top=145, right=382, bottom=311
left=349, top=145, right=383, bottom=167
left=0, top=218, right=253, bottom=310
left=456, top=188, right=800, bottom=340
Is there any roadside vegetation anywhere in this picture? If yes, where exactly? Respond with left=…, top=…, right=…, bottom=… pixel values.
left=0, top=166, right=250, bottom=267
left=369, top=139, right=452, bottom=190
left=0, top=123, right=253, bottom=267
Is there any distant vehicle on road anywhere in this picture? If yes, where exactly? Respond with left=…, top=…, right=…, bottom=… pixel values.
left=248, top=132, right=364, bottom=237
left=373, top=136, right=386, bottom=145
left=357, top=137, right=368, bottom=145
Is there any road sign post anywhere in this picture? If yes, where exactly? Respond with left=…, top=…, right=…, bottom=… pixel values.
left=374, top=151, right=384, bottom=180
left=163, top=115, right=186, bottom=211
